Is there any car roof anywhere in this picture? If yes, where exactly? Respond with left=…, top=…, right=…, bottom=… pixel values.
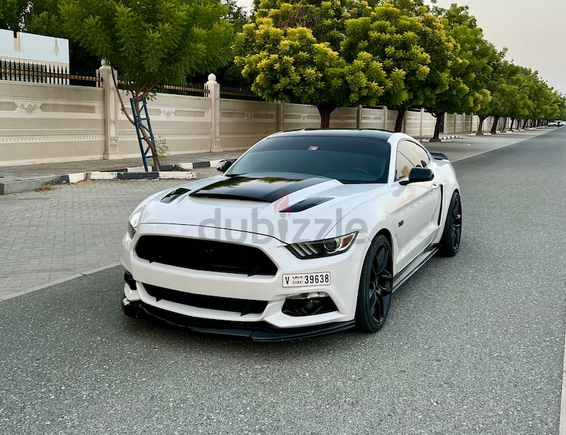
left=267, top=129, right=395, bottom=141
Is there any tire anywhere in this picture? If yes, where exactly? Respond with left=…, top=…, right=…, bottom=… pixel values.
left=355, top=234, right=393, bottom=333
left=439, top=191, right=462, bottom=256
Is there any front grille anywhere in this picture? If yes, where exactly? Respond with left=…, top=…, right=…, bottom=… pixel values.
left=143, top=283, right=268, bottom=315
left=135, top=235, right=278, bottom=276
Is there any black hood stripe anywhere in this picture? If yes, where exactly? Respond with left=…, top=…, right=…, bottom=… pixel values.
left=190, top=175, right=331, bottom=203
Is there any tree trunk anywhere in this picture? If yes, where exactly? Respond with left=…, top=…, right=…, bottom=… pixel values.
left=430, top=112, right=444, bottom=142
left=500, top=117, right=507, bottom=132
left=509, top=118, right=515, bottom=131
left=317, top=103, right=337, bottom=129
left=490, top=116, right=500, bottom=134
left=393, top=108, right=406, bottom=132
left=522, top=119, right=529, bottom=129
left=477, top=115, right=487, bottom=135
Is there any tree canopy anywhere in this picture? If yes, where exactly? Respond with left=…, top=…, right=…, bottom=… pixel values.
left=1, top=0, right=565, bottom=130
left=236, top=0, right=394, bottom=128
left=60, top=0, right=234, bottom=169
left=422, top=4, right=500, bottom=139
left=344, top=1, right=454, bottom=130
left=61, top=0, right=233, bottom=97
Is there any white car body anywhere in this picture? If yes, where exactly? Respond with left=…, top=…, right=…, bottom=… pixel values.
left=120, top=130, right=461, bottom=340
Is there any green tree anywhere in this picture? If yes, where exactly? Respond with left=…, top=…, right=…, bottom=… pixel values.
left=24, top=0, right=59, bottom=35
left=344, top=1, right=454, bottom=131
left=557, top=95, right=566, bottom=121
left=209, top=0, right=251, bottom=86
left=20, top=0, right=100, bottom=71
left=61, top=0, right=233, bottom=169
left=474, top=58, right=518, bottom=134
left=426, top=4, right=497, bottom=140
left=0, top=0, right=29, bottom=31
left=505, top=67, right=532, bottom=131
left=235, top=0, right=390, bottom=128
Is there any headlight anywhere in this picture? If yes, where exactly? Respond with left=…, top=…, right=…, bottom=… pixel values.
left=287, top=232, right=358, bottom=259
left=127, top=210, right=143, bottom=239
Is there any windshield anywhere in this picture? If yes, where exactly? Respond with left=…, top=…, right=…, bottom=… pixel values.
left=227, top=135, right=391, bottom=184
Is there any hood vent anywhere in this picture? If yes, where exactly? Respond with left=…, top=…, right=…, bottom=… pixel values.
left=279, top=197, right=333, bottom=213
left=161, top=188, right=191, bottom=204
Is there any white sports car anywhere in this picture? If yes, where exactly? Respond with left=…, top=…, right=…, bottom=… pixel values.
left=121, top=129, right=462, bottom=341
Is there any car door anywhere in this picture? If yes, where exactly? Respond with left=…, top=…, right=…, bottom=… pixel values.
left=390, top=140, right=441, bottom=271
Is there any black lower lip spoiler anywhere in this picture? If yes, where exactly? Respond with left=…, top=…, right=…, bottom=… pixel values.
left=122, top=299, right=356, bottom=342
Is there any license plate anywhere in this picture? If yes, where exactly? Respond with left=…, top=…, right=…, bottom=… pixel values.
left=282, top=272, right=331, bottom=288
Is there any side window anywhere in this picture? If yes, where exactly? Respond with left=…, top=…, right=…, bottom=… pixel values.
left=395, top=141, right=430, bottom=181
left=395, top=153, right=412, bottom=181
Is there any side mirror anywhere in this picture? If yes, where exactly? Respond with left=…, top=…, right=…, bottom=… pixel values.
left=216, top=160, right=234, bottom=173
left=399, top=167, right=434, bottom=186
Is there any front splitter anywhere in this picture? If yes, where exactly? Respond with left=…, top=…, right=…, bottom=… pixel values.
left=122, top=298, right=356, bottom=342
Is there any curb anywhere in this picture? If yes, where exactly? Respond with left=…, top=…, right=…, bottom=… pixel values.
left=0, top=169, right=197, bottom=195
left=176, top=159, right=223, bottom=170
left=420, top=135, right=463, bottom=143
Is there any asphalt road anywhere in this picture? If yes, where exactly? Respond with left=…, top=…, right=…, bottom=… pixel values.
left=1, top=128, right=565, bottom=434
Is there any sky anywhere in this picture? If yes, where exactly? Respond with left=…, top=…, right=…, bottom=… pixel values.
left=236, top=0, right=566, bottom=95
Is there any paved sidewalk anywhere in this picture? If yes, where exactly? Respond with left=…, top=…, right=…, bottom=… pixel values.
left=0, top=128, right=553, bottom=300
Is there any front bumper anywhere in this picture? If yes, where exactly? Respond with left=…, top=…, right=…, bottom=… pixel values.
left=122, top=297, right=356, bottom=342
left=121, top=224, right=369, bottom=332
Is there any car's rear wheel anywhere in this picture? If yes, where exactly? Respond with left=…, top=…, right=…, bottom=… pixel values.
left=355, top=234, right=393, bottom=333
left=440, top=191, right=462, bottom=256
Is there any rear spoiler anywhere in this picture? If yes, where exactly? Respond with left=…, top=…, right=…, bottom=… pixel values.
left=430, top=152, right=449, bottom=161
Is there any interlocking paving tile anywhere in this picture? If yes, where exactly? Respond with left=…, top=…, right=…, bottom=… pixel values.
left=0, top=177, right=213, bottom=299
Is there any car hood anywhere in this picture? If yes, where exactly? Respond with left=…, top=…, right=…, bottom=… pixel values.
left=139, top=173, right=389, bottom=243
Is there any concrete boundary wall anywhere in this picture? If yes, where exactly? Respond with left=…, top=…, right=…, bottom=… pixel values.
left=0, top=72, right=504, bottom=167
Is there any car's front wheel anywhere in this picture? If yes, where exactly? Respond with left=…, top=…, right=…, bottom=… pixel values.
left=355, top=234, right=393, bottom=332
left=439, top=191, right=462, bottom=256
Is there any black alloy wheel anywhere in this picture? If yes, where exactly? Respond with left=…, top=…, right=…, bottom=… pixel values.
left=356, top=234, right=393, bottom=333
left=440, top=191, right=462, bottom=256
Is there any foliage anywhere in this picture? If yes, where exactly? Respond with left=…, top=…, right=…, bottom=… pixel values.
left=22, top=0, right=101, bottom=71
left=0, top=0, right=29, bottom=31
left=236, top=1, right=381, bottom=127
left=223, top=0, right=249, bottom=33
left=236, top=0, right=397, bottom=128
left=206, top=0, right=251, bottom=87
left=2, top=0, right=564, bottom=130
left=475, top=60, right=521, bottom=133
left=61, top=0, right=233, bottom=97
left=24, top=0, right=60, bottom=35
left=558, top=96, right=566, bottom=121
left=345, top=1, right=454, bottom=130
left=425, top=4, right=499, bottom=139
left=343, top=4, right=430, bottom=108
left=61, top=0, right=233, bottom=169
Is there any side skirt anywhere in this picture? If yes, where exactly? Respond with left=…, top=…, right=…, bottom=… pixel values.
left=392, top=245, right=438, bottom=292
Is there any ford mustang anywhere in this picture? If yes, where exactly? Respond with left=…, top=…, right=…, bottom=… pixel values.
left=120, top=129, right=462, bottom=341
